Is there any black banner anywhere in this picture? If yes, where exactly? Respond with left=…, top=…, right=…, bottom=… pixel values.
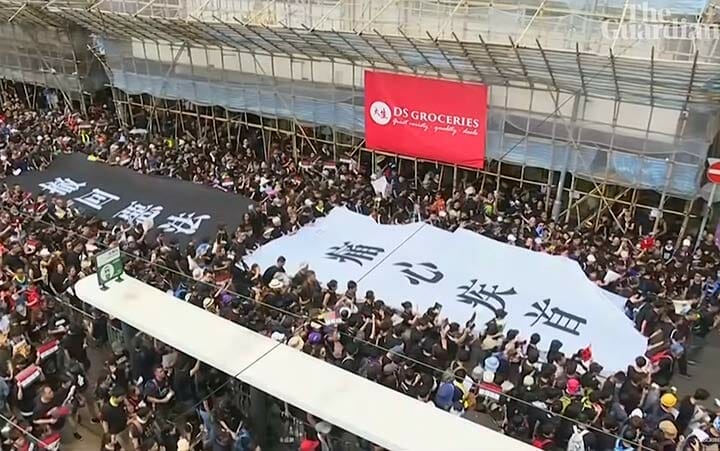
left=9, top=154, right=253, bottom=244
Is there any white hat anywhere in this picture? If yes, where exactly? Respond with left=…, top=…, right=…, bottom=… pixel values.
left=629, top=408, right=644, bottom=419
left=465, top=186, right=476, bottom=195
left=268, top=279, right=283, bottom=289
left=271, top=331, right=285, bottom=342
left=287, top=336, right=304, bottom=350
left=507, top=234, right=517, bottom=243
left=682, top=238, right=692, bottom=247
left=38, top=248, right=51, bottom=258
left=272, top=217, right=281, bottom=227
left=587, top=254, right=596, bottom=263
left=471, top=365, right=484, bottom=381
left=315, top=422, right=332, bottom=435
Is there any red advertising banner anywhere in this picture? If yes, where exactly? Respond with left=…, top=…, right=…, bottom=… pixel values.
left=364, top=71, right=488, bottom=169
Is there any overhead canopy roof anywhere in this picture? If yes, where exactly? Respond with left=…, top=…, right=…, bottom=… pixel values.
left=74, top=274, right=538, bottom=451
left=1, top=0, right=719, bottom=108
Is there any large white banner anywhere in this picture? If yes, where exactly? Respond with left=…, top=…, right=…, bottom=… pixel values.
left=249, top=208, right=646, bottom=371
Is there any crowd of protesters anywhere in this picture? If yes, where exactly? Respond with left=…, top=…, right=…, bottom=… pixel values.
left=0, top=88, right=719, bottom=451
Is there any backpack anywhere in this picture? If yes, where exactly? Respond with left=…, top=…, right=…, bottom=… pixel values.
left=233, top=428, right=252, bottom=451
left=174, top=283, right=189, bottom=301
left=567, top=427, right=589, bottom=451
left=532, top=437, right=553, bottom=450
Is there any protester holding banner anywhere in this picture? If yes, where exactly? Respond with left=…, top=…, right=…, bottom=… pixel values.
left=1, top=87, right=720, bottom=450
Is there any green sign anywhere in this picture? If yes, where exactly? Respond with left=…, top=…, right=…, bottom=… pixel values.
left=96, top=247, right=124, bottom=289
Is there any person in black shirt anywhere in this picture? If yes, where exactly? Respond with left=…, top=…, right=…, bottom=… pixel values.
left=63, top=241, right=82, bottom=273
left=2, top=244, right=25, bottom=273
left=129, top=406, right=159, bottom=451
left=131, top=338, right=158, bottom=383
left=676, top=388, right=710, bottom=435
left=101, top=386, right=128, bottom=450
left=48, top=263, right=69, bottom=297
left=63, top=323, right=90, bottom=370
left=685, top=273, right=705, bottom=300
left=594, top=415, right=620, bottom=450
left=619, top=372, right=645, bottom=415
left=33, top=385, right=81, bottom=439
left=688, top=306, right=719, bottom=364
left=261, top=256, right=285, bottom=285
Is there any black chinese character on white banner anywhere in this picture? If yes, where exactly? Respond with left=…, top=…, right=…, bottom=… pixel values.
left=456, top=279, right=516, bottom=316
left=394, top=262, right=443, bottom=285
left=325, top=242, right=384, bottom=266
left=525, top=299, right=587, bottom=336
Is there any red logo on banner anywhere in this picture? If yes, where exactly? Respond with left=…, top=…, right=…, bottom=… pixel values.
left=364, top=71, right=488, bottom=169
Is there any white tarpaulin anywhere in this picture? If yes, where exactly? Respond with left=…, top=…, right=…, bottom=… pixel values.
left=249, top=208, right=647, bottom=371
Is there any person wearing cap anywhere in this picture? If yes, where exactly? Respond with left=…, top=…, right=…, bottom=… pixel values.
left=559, top=378, right=582, bottom=414
left=654, top=420, right=679, bottom=451
left=100, top=386, right=128, bottom=451
left=644, top=392, right=679, bottom=434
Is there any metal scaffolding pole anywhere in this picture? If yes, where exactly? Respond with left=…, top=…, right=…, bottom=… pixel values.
left=309, top=0, right=343, bottom=32
left=355, top=0, right=396, bottom=35
left=7, top=2, right=27, bottom=22
left=551, top=95, right=580, bottom=220
left=147, top=41, right=189, bottom=134
left=133, top=0, right=160, bottom=17
left=435, top=0, right=466, bottom=41
left=514, top=0, right=547, bottom=47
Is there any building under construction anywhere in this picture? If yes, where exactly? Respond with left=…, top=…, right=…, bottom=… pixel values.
left=1, top=0, right=720, bottom=236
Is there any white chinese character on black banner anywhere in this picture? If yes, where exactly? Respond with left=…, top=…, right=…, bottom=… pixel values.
left=158, top=212, right=210, bottom=235
left=113, top=201, right=164, bottom=225
left=74, top=188, right=120, bottom=210
left=525, top=299, right=587, bottom=336
left=325, top=242, right=385, bottom=266
left=39, top=178, right=87, bottom=196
